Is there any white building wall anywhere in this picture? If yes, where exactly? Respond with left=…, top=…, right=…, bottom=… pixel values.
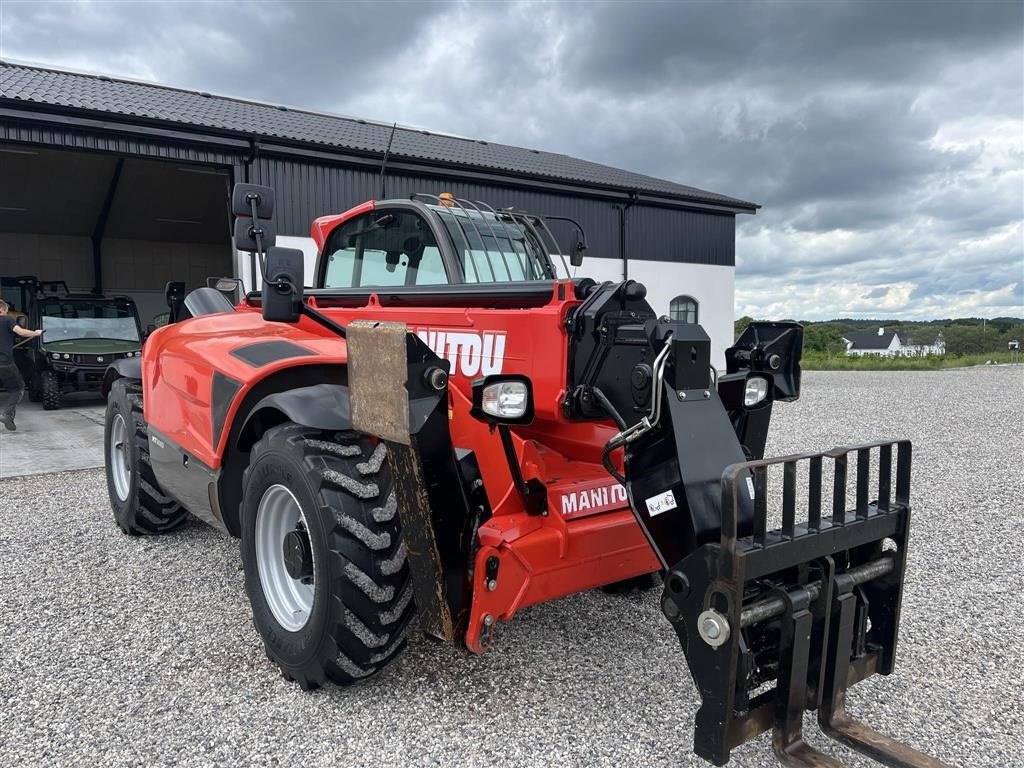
left=236, top=235, right=320, bottom=293
left=582, top=257, right=734, bottom=367
left=238, top=239, right=735, bottom=368
left=623, top=259, right=734, bottom=368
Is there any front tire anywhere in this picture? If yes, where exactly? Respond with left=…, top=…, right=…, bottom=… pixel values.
left=104, top=379, right=186, bottom=535
left=41, top=370, right=61, bottom=410
left=240, top=424, right=414, bottom=690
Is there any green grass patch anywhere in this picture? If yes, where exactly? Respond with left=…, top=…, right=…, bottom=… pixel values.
left=802, top=351, right=1020, bottom=371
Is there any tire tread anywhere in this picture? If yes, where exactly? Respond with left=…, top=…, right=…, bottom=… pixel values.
left=107, top=379, right=186, bottom=535
left=245, top=425, right=414, bottom=688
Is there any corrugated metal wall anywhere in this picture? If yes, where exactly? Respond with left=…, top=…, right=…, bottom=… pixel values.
left=252, top=153, right=735, bottom=266
left=250, top=154, right=624, bottom=259
left=0, top=118, right=736, bottom=268
left=627, top=204, right=735, bottom=267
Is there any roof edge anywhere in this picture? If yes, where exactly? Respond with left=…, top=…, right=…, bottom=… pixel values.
left=0, top=58, right=761, bottom=212
left=0, top=57, right=471, bottom=141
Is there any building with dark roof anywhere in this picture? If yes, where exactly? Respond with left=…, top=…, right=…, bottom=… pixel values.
left=842, top=329, right=901, bottom=353
left=0, top=60, right=758, bottom=362
left=842, top=328, right=946, bottom=357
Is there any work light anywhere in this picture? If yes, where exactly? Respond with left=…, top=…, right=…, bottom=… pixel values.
left=482, top=381, right=529, bottom=419
left=470, top=375, right=535, bottom=425
left=744, top=376, right=769, bottom=407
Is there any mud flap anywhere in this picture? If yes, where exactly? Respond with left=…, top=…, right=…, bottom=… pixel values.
left=347, top=320, right=465, bottom=642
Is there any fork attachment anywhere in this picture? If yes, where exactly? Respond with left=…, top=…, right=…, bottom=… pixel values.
left=658, top=441, right=950, bottom=768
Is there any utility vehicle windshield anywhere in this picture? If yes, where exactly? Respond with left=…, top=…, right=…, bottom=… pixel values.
left=40, top=298, right=141, bottom=343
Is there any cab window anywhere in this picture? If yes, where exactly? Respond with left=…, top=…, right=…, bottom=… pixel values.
left=322, top=210, right=449, bottom=288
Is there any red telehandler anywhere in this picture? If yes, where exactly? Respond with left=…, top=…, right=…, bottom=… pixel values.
left=102, top=184, right=947, bottom=768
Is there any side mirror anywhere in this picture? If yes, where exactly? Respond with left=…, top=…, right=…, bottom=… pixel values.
left=231, top=183, right=277, bottom=252
left=262, top=246, right=305, bottom=323
left=569, top=229, right=587, bottom=267
left=231, top=183, right=274, bottom=219
left=233, top=216, right=276, bottom=252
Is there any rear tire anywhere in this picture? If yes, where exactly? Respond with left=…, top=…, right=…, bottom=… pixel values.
left=103, top=379, right=186, bottom=535
left=41, top=370, right=61, bottom=410
left=240, top=424, right=414, bottom=690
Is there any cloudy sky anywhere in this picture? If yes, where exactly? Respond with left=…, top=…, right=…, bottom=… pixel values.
left=1, top=0, right=1021, bottom=320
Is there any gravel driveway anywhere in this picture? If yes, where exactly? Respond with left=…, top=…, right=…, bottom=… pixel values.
left=2, top=367, right=1022, bottom=768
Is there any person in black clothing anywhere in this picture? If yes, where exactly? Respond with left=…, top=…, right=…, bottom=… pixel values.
left=0, top=298, right=43, bottom=431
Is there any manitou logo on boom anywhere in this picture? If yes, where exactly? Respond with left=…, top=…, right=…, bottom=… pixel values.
left=414, top=328, right=506, bottom=377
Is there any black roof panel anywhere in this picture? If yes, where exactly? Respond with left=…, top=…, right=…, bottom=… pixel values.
left=843, top=330, right=899, bottom=350
left=0, top=61, right=758, bottom=211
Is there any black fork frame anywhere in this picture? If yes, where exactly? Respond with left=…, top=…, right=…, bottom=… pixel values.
left=659, top=440, right=950, bottom=768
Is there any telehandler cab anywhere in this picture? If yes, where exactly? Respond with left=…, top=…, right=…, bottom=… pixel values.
left=102, top=183, right=948, bottom=768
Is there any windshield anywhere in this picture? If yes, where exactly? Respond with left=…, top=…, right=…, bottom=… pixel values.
left=41, top=298, right=140, bottom=343
left=429, top=205, right=553, bottom=282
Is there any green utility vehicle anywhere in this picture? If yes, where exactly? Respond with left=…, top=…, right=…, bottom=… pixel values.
left=38, top=292, right=143, bottom=409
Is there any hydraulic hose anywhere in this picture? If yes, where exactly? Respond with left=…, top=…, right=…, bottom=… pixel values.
left=592, top=387, right=628, bottom=485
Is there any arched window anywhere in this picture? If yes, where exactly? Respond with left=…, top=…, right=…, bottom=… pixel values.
left=670, top=295, right=699, bottom=324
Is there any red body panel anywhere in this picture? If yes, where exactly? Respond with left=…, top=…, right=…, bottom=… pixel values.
left=145, top=310, right=347, bottom=469
left=145, top=207, right=660, bottom=653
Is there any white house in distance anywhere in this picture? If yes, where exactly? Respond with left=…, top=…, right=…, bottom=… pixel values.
left=842, top=327, right=945, bottom=357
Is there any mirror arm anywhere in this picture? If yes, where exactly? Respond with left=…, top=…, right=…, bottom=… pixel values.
left=300, top=302, right=347, bottom=339
left=248, top=194, right=276, bottom=289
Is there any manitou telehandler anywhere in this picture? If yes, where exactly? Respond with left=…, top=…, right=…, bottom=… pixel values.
left=102, top=184, right=948, bottom=768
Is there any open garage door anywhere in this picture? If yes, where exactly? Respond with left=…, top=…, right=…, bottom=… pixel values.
left=0, top=144, right=233, bottom=327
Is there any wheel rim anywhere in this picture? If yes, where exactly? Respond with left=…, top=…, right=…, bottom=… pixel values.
left=255, top=484, right=316, bottom=632
left=109, top=413, right=132, bottom=501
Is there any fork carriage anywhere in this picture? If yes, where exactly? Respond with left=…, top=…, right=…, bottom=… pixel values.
left=660, top=440, right=945, bottom=768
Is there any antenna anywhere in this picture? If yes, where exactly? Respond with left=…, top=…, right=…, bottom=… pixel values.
left=379, top=122, right=398, bottom=200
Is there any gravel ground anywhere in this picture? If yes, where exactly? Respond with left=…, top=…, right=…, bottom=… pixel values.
left=2, top=367, right=1022, bottom=768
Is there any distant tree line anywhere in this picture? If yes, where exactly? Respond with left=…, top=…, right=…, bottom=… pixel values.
left=734, top=316, right=1024, bottom=357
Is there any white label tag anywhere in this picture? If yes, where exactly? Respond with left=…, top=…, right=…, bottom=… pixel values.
left=746, top=476, right=756, bottom=500
left=645, top=489, right=678, bottom=517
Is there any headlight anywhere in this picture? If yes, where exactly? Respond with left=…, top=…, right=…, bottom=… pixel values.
left=51, top=352, right=60, bottom=360
left=744, top=376, right=769, bottom=407
left=470, top=375, right=534, bottom=424
left=63, top=353, right=70, bottom=360
left=482, top=381, right=529, bottom=419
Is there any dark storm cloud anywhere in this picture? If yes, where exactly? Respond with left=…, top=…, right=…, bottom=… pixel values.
left=564, top=1, right=1022, bottom=92
left=1, top=0, right=1021, bottom=319
left=0, top=1, right=446, bottom=108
